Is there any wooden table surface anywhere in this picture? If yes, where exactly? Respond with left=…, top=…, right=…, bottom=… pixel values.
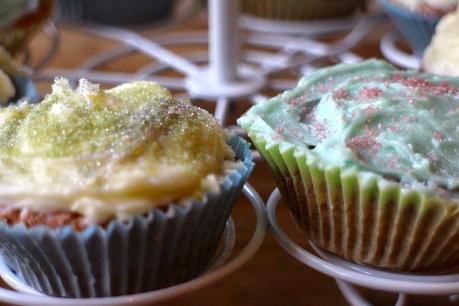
left=2, top=9, right=457, bottom=306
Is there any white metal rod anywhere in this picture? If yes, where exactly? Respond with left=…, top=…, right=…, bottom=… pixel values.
left=214, top=97, right=230, bottom=125
left=209, top=0, right=239, bottom=83
left=336, top=280, right=373, bottom=306
left=82, top=26, right=201, bottom=77
left=394, top=294, right=410, bottom=306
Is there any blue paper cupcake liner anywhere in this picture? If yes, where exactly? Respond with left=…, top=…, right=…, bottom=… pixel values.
left=379, top=0, right=439, bottom=57
left=10, top=76, right=40, bottom=104
left=0, top=135, right=253, bottom=297
left=57, top=0, right=175, bottom=25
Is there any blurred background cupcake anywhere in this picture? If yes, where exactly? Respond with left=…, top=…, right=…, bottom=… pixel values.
left=379, top=0, right=458, bottom=57
left=423, top=6, right=459, bottom=76
left=57, top=0, right=176, bottom=25
left=241, top=0, right=367, bottom=20
left=0, top=47, right=38, bottom=104
left=0, top=0, right=54, bottom=56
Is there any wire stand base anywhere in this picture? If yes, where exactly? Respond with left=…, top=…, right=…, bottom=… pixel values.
left=380, top=30, right=420, bottom=70
left=267, top=188, right=459, bottom=306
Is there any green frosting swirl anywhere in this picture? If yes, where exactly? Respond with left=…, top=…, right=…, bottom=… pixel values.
left=238, top=60, right=459, bottom=190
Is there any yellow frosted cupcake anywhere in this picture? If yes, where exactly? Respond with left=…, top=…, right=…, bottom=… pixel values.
left=0, top=79, right=253, bottom=297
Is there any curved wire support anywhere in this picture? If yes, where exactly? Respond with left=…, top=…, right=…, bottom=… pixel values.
left=267, top=188, right=459, bottom=296
left=81, top=25, right=201, bottom=77
left=380, top=31, right=420, bottom=70
left=260, top=13, right=386, bottom=76
left=336, top=280, right=412, bottom=306
left=22, top=22, right=60, bottom=73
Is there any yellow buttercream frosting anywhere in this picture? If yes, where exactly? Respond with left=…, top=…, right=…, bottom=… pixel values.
left=0, top=78, right=234, bottom=223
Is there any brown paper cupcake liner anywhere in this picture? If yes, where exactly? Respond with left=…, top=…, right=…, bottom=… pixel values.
left=250, top=132, right=459, bottom=271
left=241, top=0, right=366, bottom=21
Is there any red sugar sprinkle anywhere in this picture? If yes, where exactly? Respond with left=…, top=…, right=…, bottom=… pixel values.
left=361, top=87, right=384, bottom=100
left=346, top=135, right=381, bottom=155
left=317, top=84, right=328, bottom=93
left=392, top=75, right=458, bottom=97
left=288, top=94, right=307, bottom=106
left=401, top=115, right=415, bottom=123
left=304, top=111, right=315, bottom=122
left=274, top=126, right=284, bottom=140
left=429, top=153, right=439, bottom=162
left=387, top=156, right=400, bottom=169
left=434, top=131, right=443, bottom=141
left=313, top=121, right=328, bottom=139
left=363, top=105, right=378, bottom=115
left=332, top=89, right=350, bottom=101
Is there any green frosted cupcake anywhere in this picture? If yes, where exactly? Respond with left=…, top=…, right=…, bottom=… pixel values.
left=239, top=60, right=459, bottom=271
left=241, top=0, right=366, bottom=20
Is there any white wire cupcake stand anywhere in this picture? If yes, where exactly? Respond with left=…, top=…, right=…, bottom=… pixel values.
left=380, top=30, right=420, bottom=70
left=0, top=0, right=448, bottom=305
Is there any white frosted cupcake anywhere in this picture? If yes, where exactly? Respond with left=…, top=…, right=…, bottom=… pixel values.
left=380, top=0, right=458, bottom=56
left=424, top=7, right=459, bottom=76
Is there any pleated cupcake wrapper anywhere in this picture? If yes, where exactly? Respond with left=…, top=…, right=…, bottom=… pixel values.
left=250, top=133, right=459, bottom=271
left=0, top=136, right=253, bottom=297
left=241, top=0, right=366, bottom=21
left=57, top=0, right=175, bottom=25
left=379, top=0, right=439, bottom=57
